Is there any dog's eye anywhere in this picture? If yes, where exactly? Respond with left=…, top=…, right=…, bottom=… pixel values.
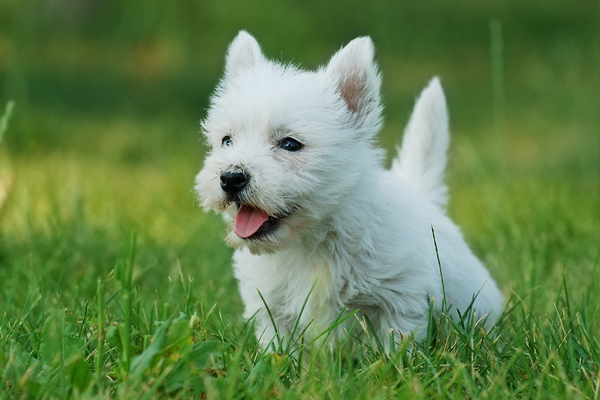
left=280, top=137, right=303, bottom=152
left=222, top=135, right=233, bottom=147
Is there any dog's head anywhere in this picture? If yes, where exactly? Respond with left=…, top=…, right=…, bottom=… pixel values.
left=195, top=31, right=383, bottom=254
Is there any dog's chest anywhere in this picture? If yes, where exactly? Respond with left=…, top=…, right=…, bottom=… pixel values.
left=237, top=251, right=341, bottom=334
left=281, top=258, right=336, bottom=333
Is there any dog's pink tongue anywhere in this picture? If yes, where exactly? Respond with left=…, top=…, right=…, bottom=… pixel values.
left=235, top=205, right=269, bottom=238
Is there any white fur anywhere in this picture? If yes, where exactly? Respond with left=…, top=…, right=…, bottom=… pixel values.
left=392, top=78, right=449, bottom=208
left=195, top=31, right=503, bottom=349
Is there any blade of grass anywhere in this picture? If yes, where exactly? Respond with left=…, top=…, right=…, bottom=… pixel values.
left=95, top=279, right=105, bottom=385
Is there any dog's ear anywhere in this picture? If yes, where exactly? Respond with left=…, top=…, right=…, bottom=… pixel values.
left=326, top=37, right=381, bottom=127
left=225, top=31, right=263, bottom=78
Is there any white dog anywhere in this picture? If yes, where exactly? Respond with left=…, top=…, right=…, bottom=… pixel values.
left=195, top=31, right=503, bottom=349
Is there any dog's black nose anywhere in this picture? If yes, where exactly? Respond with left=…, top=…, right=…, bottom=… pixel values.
left=220, top=171, right=250, bottom=195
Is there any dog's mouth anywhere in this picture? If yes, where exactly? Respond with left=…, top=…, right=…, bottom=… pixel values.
left=234, top=203, right=280, bottom=239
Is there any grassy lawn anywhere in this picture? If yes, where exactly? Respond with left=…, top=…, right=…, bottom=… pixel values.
left=0, top=1, right=598, bottom=398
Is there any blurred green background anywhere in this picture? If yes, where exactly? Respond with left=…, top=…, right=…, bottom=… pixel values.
left=0, top=0, right=598, bottom=315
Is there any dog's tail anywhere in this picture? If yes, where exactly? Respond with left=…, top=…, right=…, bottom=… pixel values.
left=391, top=78, right=449, bottom=208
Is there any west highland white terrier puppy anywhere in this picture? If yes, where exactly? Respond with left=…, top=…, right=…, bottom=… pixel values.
left=195, top=31, right=503, bottom=349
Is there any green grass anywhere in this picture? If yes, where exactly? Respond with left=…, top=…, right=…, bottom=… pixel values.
left=0, top=1, right=599, bottom=398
